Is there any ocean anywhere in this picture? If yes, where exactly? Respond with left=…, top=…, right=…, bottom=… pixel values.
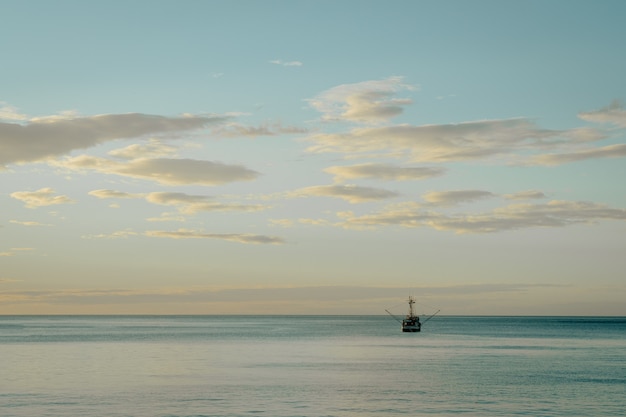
left=1, top=315, right=624, bottom=416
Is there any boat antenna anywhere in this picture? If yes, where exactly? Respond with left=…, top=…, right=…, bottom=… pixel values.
left=408, top=296, right=416, bottom=318
left=385, top=309, right=403, bottom=324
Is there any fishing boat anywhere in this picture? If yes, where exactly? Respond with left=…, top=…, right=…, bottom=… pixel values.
left=386, top=296, right=440, bottom=332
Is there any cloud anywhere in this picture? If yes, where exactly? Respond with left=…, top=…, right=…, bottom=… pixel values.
left=107, top=139, right=179, bottom=159
left=0, top=102, right=28, bottom=121
left=83, top=230, right=139, bottom=239
left=289, top=184, right=399, bottom=203
left=144, top=192, right=207, bottom=205
left=504, top=190, right=547, bottom=200
left=531, top=143, right=626, bottom=166
left=0, top=248, right=34, bottom=257
left=10, top=188, right=74, bottom=208
left=305, top=118, right=603, bottom=163
left=10, top=220, right=51, bottom=226
left=88, top=189, right=138, bottom=199
left=578, top=100, right=626, bottom=127
left=55, top=156, right=260, bottom=185
left=212, top=122, right=308, bottom=138
left=324, top=163, right=445, bottom=182
left=269, top=59, right=303, bottom=67
left=145, top=229, right=285, bottom=244
left=304, top=110, right=625, bottom=166
left=307, top=76, right=417, bottom=123
left=0, top=112, right=228, bottom=167
left=340, top=199, right=626, bottom=234
left=145, top=192, right=269, bottom=214
left=422, top=190, right=495, bottom=206
left=146, top=214, right=187, bottom=222
left=269, top=218, right=295, bottom=228
left=89, top=189, right=269, bottom=214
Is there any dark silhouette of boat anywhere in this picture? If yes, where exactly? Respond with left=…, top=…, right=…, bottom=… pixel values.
left=386, top=296, right=440, bottom=332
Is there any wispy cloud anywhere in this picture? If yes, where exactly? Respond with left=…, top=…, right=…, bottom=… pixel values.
left=324, top=163, right=445, bottom=182
left=503, top=190, right=547, bottom=200
left=107, top=139, right=179, bottom=159
left=339, top=199, right=626, bottom=234
left=0, top=102, right=29, bottom=121
left=305, top=88, right=626, bottom=166
left=83, top=187, right=281, bottom=245
left=146, top=213, right=187, bottom=223
left=89, top=189, right=270, bottom=214
left=88, top=189, right=137, bottom=199
left=82, top=230, right=139, bottom=239
left=81, top=225, right=284, bottom=244
left=578, top=100, right=626, bottom=127
left=10, top=188, right=74, bottom=208
left=10, top=220, right=51, bottom=226
left=530, top=143, right=626, bottom=166
left=145, top=229, right=285, bottom=244
left=0, top=112, right=229, bottom=168
left=146, top=192, right=269, bottom=214
left=212, top=121, right=308, bottom=138
left=288, top=184, right=399, bottom=203
left=308, top=76, right=417, bottom=123
left=422, top=190, right=496, bottom=207
left=269, top=59, right=303, bottom=67
left=54, top=156, right=260, bottom=186
left=305, top=118, right=607, bottom=164
left=0, top=248, right=34, bottom=257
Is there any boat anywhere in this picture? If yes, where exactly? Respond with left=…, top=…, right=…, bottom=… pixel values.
left=401, top=296, right=421, bottom=332
left=386, top=296, right=440, bottom=332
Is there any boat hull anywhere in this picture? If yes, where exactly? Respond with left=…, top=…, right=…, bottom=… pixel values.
left=402, top=326, right=421, bottom=332
left=402, top=318, right=421, bottom=332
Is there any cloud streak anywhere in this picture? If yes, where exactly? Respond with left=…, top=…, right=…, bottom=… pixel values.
left=10, top=220, right=51, bottom=226
left=422, top=190, right=495, bottom=206
left=305, top=118, right=609, bottom=164
left=10, top=188, right=74, bottom=208
left=0, top=113, right=228, bottom=168
left=503, top=190, right=547, bottom=200
left=211, top=121, right=308, bottom=138
left=288, top=184, right=399, bottom=203
left=0, top=248, right=34, bottom=257
left=89, top=189, right=270, bottom=214
left=340, top=199, right=626, bottom=234
left=302, top=95, right=626, bottom=166
left=145, top=229, right=285, bottom=244
left=324, top=163, right=445, bottom=182
left=107, top=139, right=179, bottom=159
left=531, top=143, right=626, bottom=165
left=578, top=100, right=626, bottom=127
left=146, top=192, right=268, bottom=213
left=55, top=156, right=260, bottom=186
left=270, top=59, right=303, bottom=67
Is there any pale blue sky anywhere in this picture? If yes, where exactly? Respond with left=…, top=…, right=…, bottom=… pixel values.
left=1, top=1, right=625, bottom=315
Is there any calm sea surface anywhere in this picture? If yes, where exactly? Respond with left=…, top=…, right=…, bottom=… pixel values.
left=1, top=316, right=624, bottom=416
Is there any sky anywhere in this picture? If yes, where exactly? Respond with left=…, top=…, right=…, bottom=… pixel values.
left=1, top=0, right=625, bottom=315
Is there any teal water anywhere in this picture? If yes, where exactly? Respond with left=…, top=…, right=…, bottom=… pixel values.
left=1, top=316, right=624, bottom=416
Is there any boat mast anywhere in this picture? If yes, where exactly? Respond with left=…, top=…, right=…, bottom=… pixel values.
left=407, top=296, right=416, bottom=318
